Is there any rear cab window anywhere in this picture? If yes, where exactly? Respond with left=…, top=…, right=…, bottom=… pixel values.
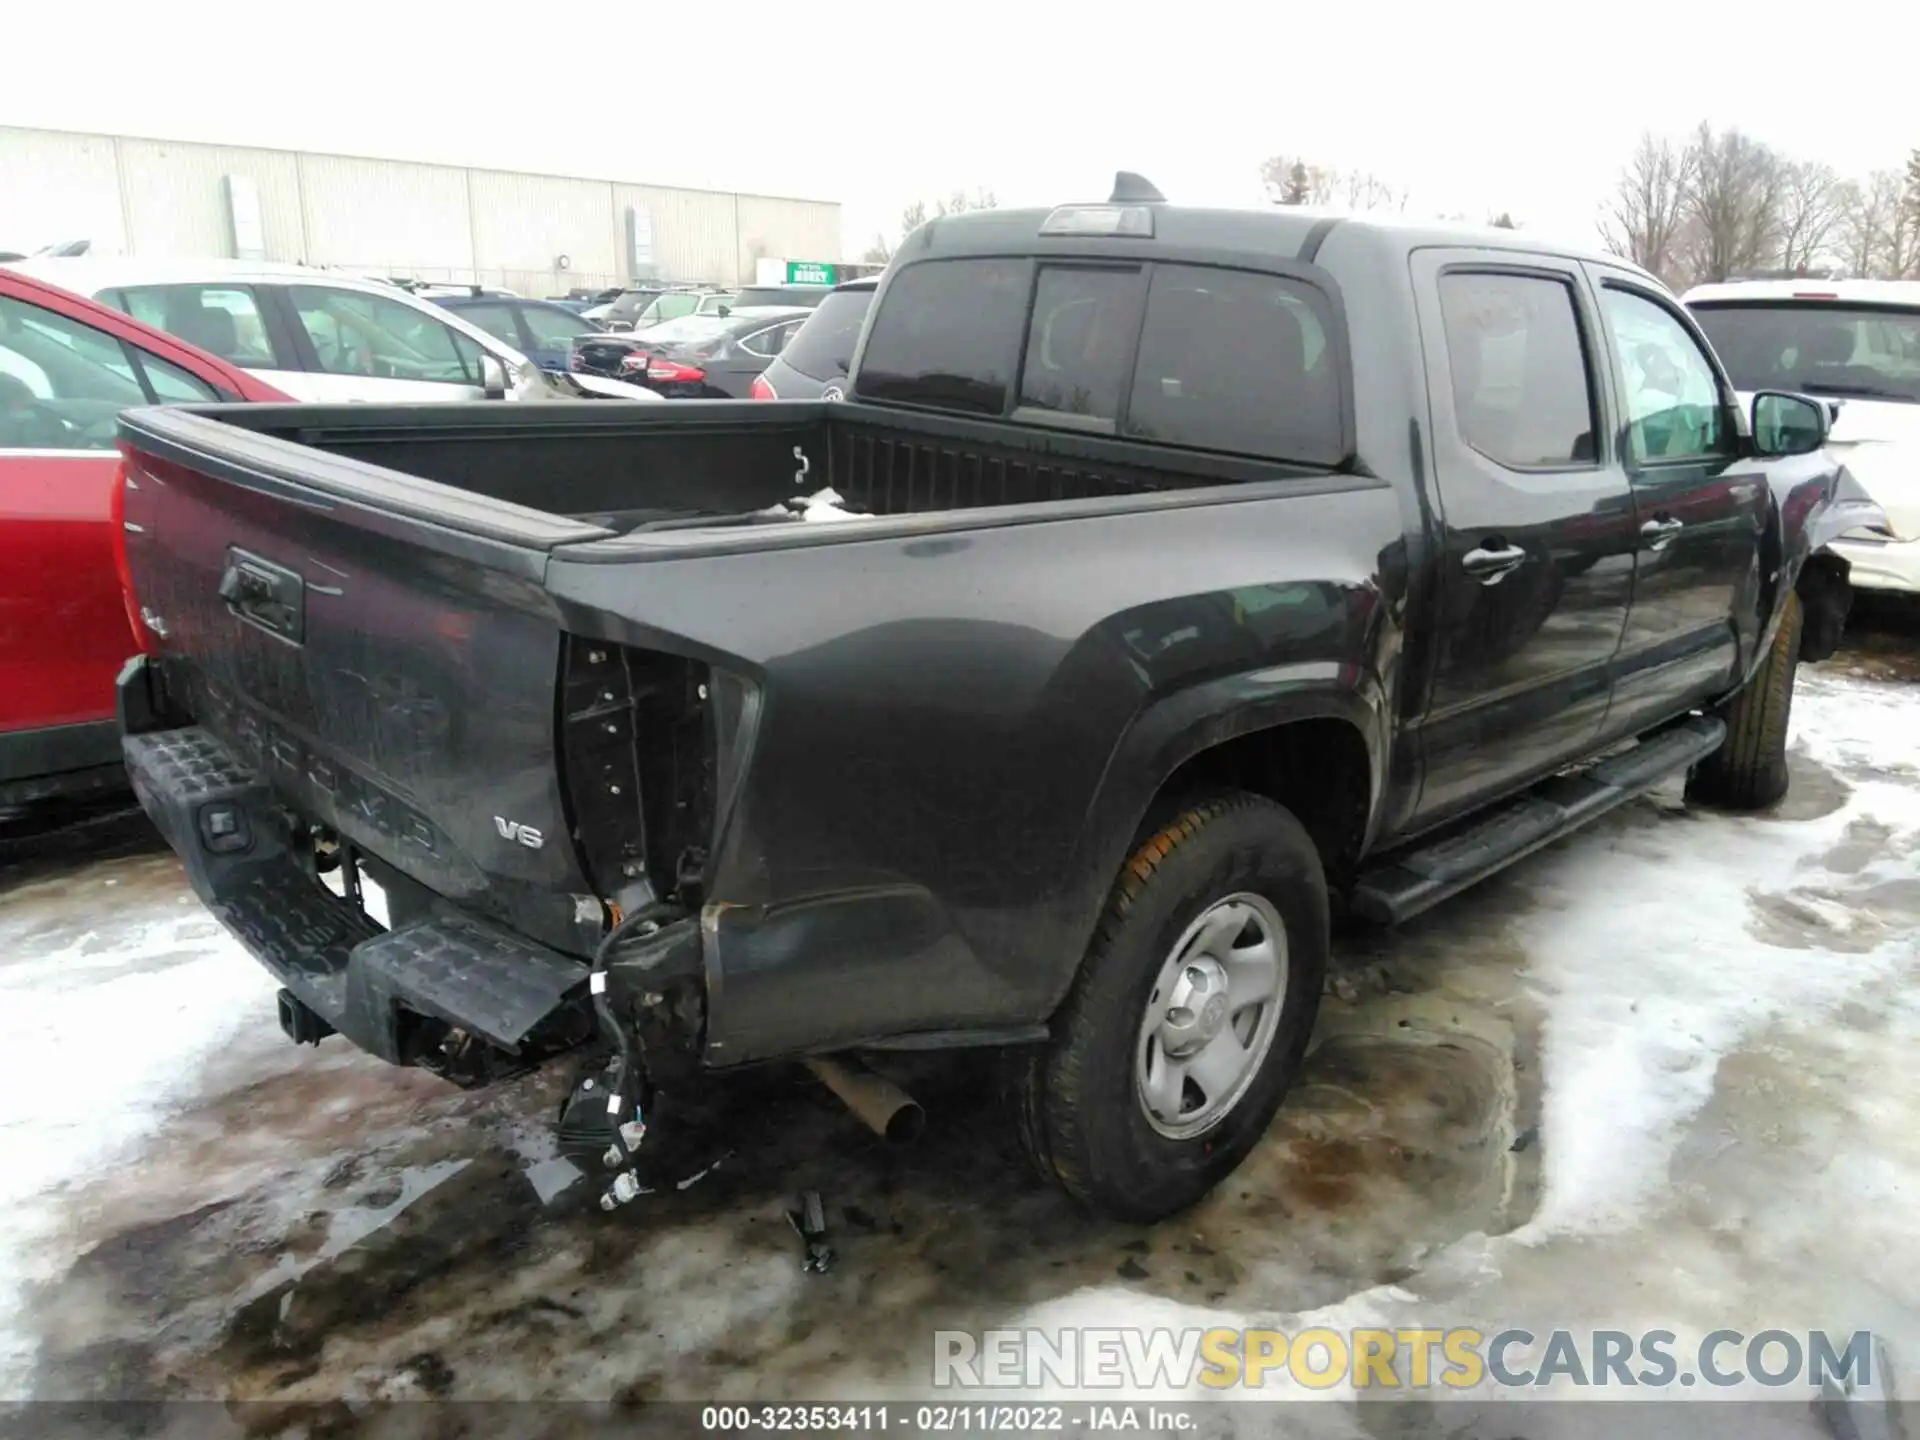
left=854, top=256, right=1347, bottom=465
left=1690, top=302, right=1920, bottom=404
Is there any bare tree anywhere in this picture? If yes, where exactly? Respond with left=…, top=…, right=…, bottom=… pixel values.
left=1903, top=148, right=1920, bottom=274
left=861, top=233, right=893, bottom=265
left=1678, top=123, right=1786, bottom=284
left=1599, top=132, right=1695, bottom=285
left=1891, top=187, right=1920, bottom=279
left=1341, top=170, right=1406, bottom=214
left=1835, top=170, right=1920, bottom=279
left=1834, top=179, right=1880, bottom=276
left=888, top=190, right=997, bottom=252
left=1775, top=160, right=1844, bottom=272
left=1488, top=212, right=1518, bottom=229
left=1259, top=155, right=1334, bottom=206
left=936, top=188, right=998, bottom=217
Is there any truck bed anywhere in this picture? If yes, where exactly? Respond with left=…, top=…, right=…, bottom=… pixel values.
left=175, top=399, right=1320, bottom=539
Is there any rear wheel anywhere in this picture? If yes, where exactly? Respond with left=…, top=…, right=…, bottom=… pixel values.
left=1012, top=793, right=1327, bottom=1222
left=1687, top=592, right=1802, bottom=810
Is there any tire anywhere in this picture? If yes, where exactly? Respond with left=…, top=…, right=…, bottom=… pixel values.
left=1687, top=592, right=1802, bottom=810
left=1012, top=793, right=1328, bottom=1222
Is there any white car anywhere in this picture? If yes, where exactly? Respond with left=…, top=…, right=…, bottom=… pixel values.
left=0, top=256, right=658, bottom=405
left=1687, top=279, right=1920, bottom=593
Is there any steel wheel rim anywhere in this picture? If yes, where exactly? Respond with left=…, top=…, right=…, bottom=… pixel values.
left=1133, top=891, right=1288, bottom=1141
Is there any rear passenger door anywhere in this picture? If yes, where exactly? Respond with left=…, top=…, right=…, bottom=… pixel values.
left=1585, top=267, right=1764, bottom=734
left=1408, top=251, right=1638, bottom=826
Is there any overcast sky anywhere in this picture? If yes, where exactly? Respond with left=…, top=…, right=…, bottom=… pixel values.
left=5, top=0, right=1917, bottom=257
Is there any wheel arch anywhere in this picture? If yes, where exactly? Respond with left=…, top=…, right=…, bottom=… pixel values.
left=1044, top=667, right=1384, bottom=1017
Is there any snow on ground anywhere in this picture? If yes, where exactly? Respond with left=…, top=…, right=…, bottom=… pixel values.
left=1, top=654, right=1918, bottom=1425
left=0, top=852, right=278, bottom=1393
left=998, top=668, right=1920, bottom=1413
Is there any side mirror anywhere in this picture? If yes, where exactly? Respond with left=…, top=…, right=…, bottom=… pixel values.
left=1751, top=391, right=1829, bottom=457
left=479, top=354, right=510, bottom=400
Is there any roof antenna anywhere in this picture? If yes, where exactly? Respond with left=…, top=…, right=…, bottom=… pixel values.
left=1110, top=171, right=1165, bottom=204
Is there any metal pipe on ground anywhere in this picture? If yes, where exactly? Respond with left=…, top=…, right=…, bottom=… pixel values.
left=803, top=1056, right=925, bottom=1144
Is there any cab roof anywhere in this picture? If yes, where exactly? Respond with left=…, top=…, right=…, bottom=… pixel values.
left=899, top=187, right=1653, bottom=286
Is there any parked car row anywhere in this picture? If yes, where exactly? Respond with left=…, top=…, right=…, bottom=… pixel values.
left=2, top=257, right=660, bottom=405
left=571, top=307, right=806, bottom=396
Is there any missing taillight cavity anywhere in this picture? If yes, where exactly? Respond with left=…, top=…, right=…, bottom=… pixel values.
left=558, top=637, right=717, bottom=912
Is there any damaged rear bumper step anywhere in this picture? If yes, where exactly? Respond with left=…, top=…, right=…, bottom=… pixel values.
left=124, top=726, right=598, bottom=1066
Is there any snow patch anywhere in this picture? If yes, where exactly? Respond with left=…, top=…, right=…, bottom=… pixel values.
left=0, top=890, right=273, bottom=1397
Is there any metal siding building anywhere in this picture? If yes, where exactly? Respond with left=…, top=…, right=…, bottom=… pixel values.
left=0, top=125, right=842, bottom=294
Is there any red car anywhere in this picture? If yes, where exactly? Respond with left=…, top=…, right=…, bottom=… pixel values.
left=1, top=268, right=287, bottom=816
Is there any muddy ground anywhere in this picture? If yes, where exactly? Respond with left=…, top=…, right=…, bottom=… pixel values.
left=3, top=606, right=1919, bottom=1435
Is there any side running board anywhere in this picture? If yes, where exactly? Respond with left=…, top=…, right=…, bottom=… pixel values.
left=1351, top=716, right=1726, bottom=925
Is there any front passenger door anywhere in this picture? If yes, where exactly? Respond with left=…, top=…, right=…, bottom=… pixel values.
left=1588, top=272, right=1769, bottom=737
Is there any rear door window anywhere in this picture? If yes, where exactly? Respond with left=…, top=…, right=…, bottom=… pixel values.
left=115, top=285, right=277, bottom=367
left=456, top=301, right=525, bottom=348
left=1017, top=266, right=1145, bottom=426
left=737, top=321, right=800, bottom=360
left=855, top=257, right=1030, bottom=414
left=780, top=288, right=873, bottom=381
left=1437, top=272, right=1597, bottom=470
left=1123, top=265, right=1343, bottom=464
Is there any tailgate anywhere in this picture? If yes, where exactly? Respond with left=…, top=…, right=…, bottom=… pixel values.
left=118, top=405, right=613, bottom=956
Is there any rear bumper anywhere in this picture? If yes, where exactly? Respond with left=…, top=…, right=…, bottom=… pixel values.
left=123, top=720, right=593, bottom=1075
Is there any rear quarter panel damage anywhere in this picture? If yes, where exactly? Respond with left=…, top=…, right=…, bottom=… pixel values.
left=547, top=481, right=1404, bottom=1062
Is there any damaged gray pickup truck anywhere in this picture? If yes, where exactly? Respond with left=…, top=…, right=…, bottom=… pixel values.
left=115, top=179, right=1884, bottom=1221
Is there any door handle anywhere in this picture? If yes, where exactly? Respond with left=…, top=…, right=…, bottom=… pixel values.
left=1640, top=516, right=1684, bottom=551
left=1461, top=543, right=1528, bottom=585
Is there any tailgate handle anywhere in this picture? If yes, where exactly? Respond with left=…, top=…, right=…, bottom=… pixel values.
left=219, top=549, right=306, bottom=642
